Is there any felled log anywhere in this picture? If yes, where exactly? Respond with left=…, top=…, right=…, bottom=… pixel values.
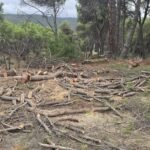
left=0, top=95, right=18, bottom=101
left=56, top=117, right=79, bottom=123
left=30, top=71, right=62, bottom=81
left=123, top=92, right=136, bottom=97
left=82, top=58, right=108, bottom=64
left=141, top=71, right=150, bottom=75
left=37, top=100, right=76, bottom=107
left=39, top=143, right=75, bottom=150
left=95, top=89, right=111, bottom=94
left=136, top=80, right=146, bottom=87
left=0, top=123, right=32, bottom=133
left=0, top=95, right=35, bottom=107
left=28, top=107, right=110, bottom=117
left=0, top=68, right=17, bottom=77
left=55, top=122, right=85, bottom=134
left=0, top=71, right=62, bottom=83
left=37, top=114, right=51, bottom=135
left=94, top=97, right=123, bottom=118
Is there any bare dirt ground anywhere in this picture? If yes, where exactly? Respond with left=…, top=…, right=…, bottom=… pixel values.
left=0, top=60, right=150, bottom=150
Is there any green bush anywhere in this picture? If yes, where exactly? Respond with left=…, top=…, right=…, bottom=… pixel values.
left=0, top=19, right=81, bottom=66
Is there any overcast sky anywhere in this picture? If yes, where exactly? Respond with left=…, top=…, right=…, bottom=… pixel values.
left=0, top=0, right=77, bottom=17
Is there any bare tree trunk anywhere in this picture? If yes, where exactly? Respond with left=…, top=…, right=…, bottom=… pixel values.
left=108, top=0, right=117, bottom=58
left=121, top=0, right=126, bottom=50
left=133, top=23, right=144, bottom=57
left=116, top=0, right=121, bottom=55
left=133, top=0, right=150, bottom=58
left=53, top=2, right=58, bottom=40
left=121, top=0, right=141, bottom=58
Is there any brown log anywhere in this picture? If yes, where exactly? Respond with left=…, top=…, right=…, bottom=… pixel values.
left=94, top=97, right=123, bottom=118
left=37, top=100, right=77, bottom=107
left=123, top=92, right=136, bottom=97
left=55, top=122, right=85, bottom=134
left=39, top=143, right=75, bottom=150
left=0, top=71, right=62, bottom=82
left=28, top=107, right=110, bottom=117
left=56, top=117, right=79, bottom=123
left=0, top=123, right=32, bottom=133
left=30, top=71, right=62, bottom=81
left=0, top=95, right=35, bottom=107
left=36, top=114, right=51, bottom=135
left=82, top=58, right=108, bottom=64
left=95, top=89, right=111, bottom=94
left=0, top=69, right=17, bottom=77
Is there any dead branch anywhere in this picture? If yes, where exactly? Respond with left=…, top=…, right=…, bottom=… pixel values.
left=36, top=114, right=51, bottom=135
left=79, top=135, right=102, bottom=144
left=55, top=122, right=85, bottom=134
left=0, top=95, right=35, bottom=107
left=39, top=142, right=75, bottom=150
left=94, top=97, right=123, bottom=118
left=5, top=102, right=27, bottom=120
left=29, top=107, right=110, bottom=117
left=0, top=96, right=18, bottom=101
left=56, top=117, right=79, bottom=123
left=0, top=71, right=62, bottom=82
left=37, top=100, right=77, bottom=107
left=0, top=123, right=32, bottom=133
left=123, top=92, right=136, bottom=97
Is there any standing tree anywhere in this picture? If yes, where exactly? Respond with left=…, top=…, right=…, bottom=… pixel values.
left=121, top=0, right=142, bottom=58
left=0, top=2, right=3, bottom=21
left=22, top=0, right=66, bottom=38
left=133, top=0, right=150, bottom=57
left=108, top=0, right=117, bottom=57
left=77, top=0, right=108, bottom=57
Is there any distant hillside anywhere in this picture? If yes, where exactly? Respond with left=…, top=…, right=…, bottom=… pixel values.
left=4, top=14, right=77, bottom=30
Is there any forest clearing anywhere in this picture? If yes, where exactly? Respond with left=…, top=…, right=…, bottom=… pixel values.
left=0, top=0, right=150, bottom=149
left=0, top=59, right=150, bottom=150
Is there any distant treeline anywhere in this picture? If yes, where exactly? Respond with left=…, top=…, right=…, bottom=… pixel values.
left=4, top=14, right=77, bottom=30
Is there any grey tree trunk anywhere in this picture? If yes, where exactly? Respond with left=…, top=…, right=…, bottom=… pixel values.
left=53, top=2, right=58, bottom=39
left=121, top=0, right=141, bottom=58
left=133, top=23, right=144, bottom=57
left=108, top=0, right=117, bottom=58
left=133, top=0, right=150, bottom=58
left=116, top=0, right=121, bottom=55
left=121, top=0, right=126, bottom=51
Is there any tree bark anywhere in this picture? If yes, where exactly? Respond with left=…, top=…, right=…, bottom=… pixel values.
left=53, top=1, right=58, bottom=39
left=121, top=0, right=126, bottom=50
left=133, top=0, right=150, bottom=58
left=121, top=0, right=141, bottom=58
left=108, top=0, right=117, bottom=58
left=116, top=0, right=121, bottom=55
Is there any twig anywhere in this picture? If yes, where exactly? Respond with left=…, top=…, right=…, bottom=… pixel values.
left=39, top=142, right=75, bottom=150
left=5, top=102, right=27, bottom=120
left=94, top=97, right=123, bottom=118
left=0, top=123, right=32, bottom=133
left=36, top=114, right=51, bottom=135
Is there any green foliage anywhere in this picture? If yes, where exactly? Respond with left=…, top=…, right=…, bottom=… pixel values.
left=30, top=0, right=66, bottom=7
left=0, top=18, right=80, bottom=64
left=48, top=22, right=81, bottom=59
left=122, top=122, right=135, bottom=135
left=143, top=20, right=150, bottom=54
left=77, top=0, right=108, bottom=54
left=59, top=21, right=73, bottom=35
left=4, top=14, right=77, bottom=29
left=0, top=20, right=53, bottom=59
left=0, top=2, right=3, bottom=21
